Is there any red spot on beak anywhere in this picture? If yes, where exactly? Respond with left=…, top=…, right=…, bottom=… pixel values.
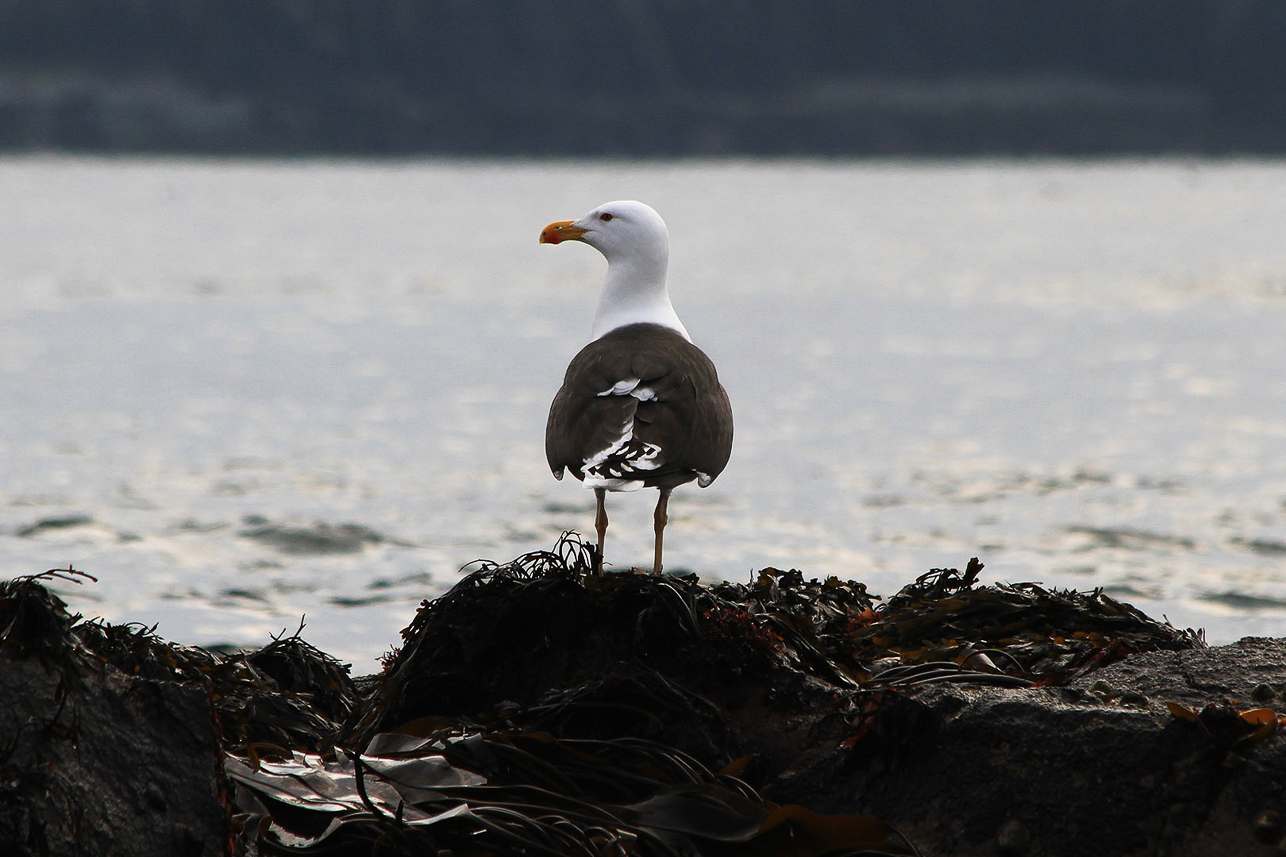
left=540, top=220, right=587, bottom=245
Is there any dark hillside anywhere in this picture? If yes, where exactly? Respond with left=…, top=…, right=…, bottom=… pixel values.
left=2, top=1, right=1285, bottom=155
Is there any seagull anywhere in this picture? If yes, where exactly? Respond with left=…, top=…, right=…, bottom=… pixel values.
left=541, top=200, right=733, bottom=575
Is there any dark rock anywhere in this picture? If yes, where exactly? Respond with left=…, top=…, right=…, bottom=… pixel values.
left=0, top=658, right=227, bottom=857
left=786, top=639, right=1286, bottom=857
left=1075, top=636, right=1286, bottom=709
left=4, top=548, right=1286, bottom=857
left=0, top=569, right=351, bottom=857
left=336, top=545, right=1283, bottom=856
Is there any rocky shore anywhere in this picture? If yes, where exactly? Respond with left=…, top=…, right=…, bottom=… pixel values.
left=2, top=537, right=1284, bottom=856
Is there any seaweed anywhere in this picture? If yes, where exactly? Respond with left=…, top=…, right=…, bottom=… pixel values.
left=1, top=567, right=97, bottom=665
left=228, top=728, right=920, bottom=856
left=851, top=560, right=1203, bottom=684
left=2, top=535, right=1216, bottom=856
left=344, top=539, right=1203, bottom=761
left=248, top=622, right=360, bottom=725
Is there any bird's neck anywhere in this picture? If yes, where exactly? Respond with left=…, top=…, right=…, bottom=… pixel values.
left=591, top=256, right=691, bottom=342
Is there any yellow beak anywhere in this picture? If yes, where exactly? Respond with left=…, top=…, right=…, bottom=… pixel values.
left=540, top=220, right=588, bottom=245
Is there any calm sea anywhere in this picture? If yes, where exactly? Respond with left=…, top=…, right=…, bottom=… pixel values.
left=3, top=156, right=1285, bottom=669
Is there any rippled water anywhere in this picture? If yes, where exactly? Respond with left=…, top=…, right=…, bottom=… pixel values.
left=3, top=156, right=1285, bottom=669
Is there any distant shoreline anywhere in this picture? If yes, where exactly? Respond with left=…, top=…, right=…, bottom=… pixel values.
left=0, top=71, right=1268, bottom=157
left=5, top=2, right=1286, bottom=157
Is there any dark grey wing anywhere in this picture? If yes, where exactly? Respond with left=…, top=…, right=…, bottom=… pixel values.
left=546, top=323, right=733, bottom=489
left=627, top=333, right=733, bottom=488
left=545, top=369, right=640, bottom=482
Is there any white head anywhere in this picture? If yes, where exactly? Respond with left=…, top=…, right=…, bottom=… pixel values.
left=541, top=199, right=668, bottom=264
left=540, top=200, right=690, bottom=341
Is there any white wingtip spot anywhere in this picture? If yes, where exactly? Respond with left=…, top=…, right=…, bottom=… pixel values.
left=597, top=377, right=641, bottom=397
left=584, top=427, right=635, bottom=471
left=584, top=476, right=646, bottom=492
left=582, top=424, right=665, bottom=486
left=595, top=378, right=658, bottom=402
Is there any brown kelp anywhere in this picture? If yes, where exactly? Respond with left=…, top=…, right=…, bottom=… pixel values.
left=3, top=534, right=1212, bottom=856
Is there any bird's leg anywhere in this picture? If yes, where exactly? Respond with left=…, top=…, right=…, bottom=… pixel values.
left=652, top=487, right=672, bottom=575
left=593, top=487, right=607, bottom=576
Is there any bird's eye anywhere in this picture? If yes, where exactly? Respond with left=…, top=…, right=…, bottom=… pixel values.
left=599, top=212, right=614, bottom=222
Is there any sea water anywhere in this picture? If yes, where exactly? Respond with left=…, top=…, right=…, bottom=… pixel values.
left=3, top=156, right=1285, bottom=669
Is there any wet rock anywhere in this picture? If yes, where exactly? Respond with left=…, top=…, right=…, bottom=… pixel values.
left=0, top=570, right=350, bottom=857
left=786, top=640, right=1286, bottom=857
left=345, top=544, right=1279, bottom=857
left=3, top=545, right=1286, bottom=857
left=1080, top=636, right=1286, bottom=710
left=996, top=818, right=1031, bottom=856
left=0, top=651, right=226, bottom=857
